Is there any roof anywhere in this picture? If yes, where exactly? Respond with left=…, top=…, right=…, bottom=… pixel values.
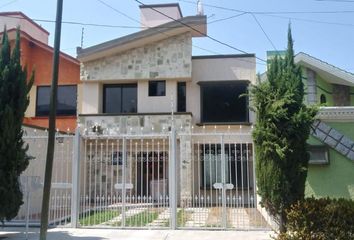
left=295, top=52, right=354, bottom=86
left=139, top=3, right=183, bottom=17
left=77, top=15, right=207, bottom=62
left=0, top=11, right=49, bottom=35
left=2, top=28, right=79, bottom=65
left=192, top=54, right=255, bottom=59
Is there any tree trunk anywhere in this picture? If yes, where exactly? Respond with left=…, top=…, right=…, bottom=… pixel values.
left=279, top=210, right=287, bottom=233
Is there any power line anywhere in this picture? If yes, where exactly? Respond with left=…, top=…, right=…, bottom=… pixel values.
left=177, top=0, right=354, bottom=28
left=95, top=0, right=221, bottom=56
left=209, top=12, right=247, bottom=24
left=251, top=13, right=277, bottom=51
left=133, top=0, right=266, bottom=63
left=263, top=13, right=354, bottom=27
left=178, top=0, right=354, bottom=14
left=0, top=0, right=18, bottom=9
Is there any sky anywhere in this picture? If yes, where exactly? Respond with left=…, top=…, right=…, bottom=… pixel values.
left=1, top=0, right=354, bottom=73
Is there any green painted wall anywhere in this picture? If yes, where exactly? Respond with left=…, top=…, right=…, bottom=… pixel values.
left=316, top=74, right=333, bottom=106
left=306, top=122, right=354, bottom=200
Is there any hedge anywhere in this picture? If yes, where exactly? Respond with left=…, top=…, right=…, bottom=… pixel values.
left=277, top=197, right=354, bottom=240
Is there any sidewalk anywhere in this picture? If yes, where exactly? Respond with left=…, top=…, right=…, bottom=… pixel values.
left=0, top=227, right=273, bottom=240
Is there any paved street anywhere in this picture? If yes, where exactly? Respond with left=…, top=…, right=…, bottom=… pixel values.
left=0, top=227, right=273, bottom=240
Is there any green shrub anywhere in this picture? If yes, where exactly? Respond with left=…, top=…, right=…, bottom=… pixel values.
left=277, top=197, right=354, bottom=240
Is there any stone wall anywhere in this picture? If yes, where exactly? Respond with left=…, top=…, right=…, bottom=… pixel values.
left=333, top=84, right=350, bottom=106
left=80, top=33, right=192, bottom=81
left=79, top=114, right=192, bottom=135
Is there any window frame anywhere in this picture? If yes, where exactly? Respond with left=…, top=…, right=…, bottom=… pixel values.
left=199, top=80, right=250, bottom=124
left=35, top=85, right=77, bottom=117
left=308, top=145, right=329, bottom=165
left=199, top=143, right=252, bottom=190
left=103, top=83, right=138, bottom=114
left=148, top=80, right=166, bottom=97
left=177, top=81, right=186, bottom=112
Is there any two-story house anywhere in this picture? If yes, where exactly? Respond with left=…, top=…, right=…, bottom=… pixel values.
left=266, top=51, right=354, bottom=201
left=76, top=3, right=261, bottom=229
left=0, top=12, right=81, bottom=133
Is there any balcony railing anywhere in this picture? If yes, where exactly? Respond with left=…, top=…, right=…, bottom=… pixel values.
left=317, top=106, right=354, bottom=120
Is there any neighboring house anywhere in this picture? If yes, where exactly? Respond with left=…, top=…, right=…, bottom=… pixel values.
left=76, top=3, right=260, bottom=228
left=267, top=51, right=354, bottom=200
left=0, top=12, right=81, bottom=132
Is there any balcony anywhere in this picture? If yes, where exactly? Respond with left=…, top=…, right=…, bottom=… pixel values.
left=317, top=106, right=354, bottom=120
left=78, top=112, right=192, bottom=135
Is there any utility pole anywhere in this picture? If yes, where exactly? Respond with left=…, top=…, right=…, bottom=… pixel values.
left=39, top=0, right=63, bottom=239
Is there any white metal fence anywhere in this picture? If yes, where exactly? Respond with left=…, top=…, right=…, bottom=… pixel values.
left=8, top=127, right=270, bottom=230
left=76, top=130, right=269, bottom=230
left=5, top=129, right=74, bottom=227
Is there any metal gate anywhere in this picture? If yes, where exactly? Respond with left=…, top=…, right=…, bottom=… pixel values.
left=6, top=128, right=74, bottom=227
left=79, top=133, right=171, bottom=228
left=77, top=130, right=269, bottom=230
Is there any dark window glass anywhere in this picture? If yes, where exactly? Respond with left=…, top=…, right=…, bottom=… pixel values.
left=103, top=84, right=137, bottom=114
left=36, top=85, right=77, bottom=116
left=177, top=82, right=186, bottom=112
left=199, top=143, right=252, bottom=190
left=320, top=94, right=327, bottom=104
left=149, top=80, right=166, bottom=96
left=200, top=82, right=248, bottom=123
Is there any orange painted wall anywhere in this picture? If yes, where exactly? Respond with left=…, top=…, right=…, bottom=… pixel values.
left=14, top=35, right=80, bottom=132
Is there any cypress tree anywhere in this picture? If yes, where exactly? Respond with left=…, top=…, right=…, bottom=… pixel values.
left=0, top=28, right=34, bottom=222
left=250, top=25, right=317, bottom=232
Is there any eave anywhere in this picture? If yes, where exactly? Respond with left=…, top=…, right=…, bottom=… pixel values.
left=77, top=15, right=207, bottom=62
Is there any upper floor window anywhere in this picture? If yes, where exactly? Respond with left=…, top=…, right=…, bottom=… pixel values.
left=103, top=84, right=137, bottom=114
left=36, top=85, right=77, bottom=116
left=199, top=81, right=249, bottom=123
left=149, top=80, right=166, bottom=96
left=177, top=82, right=186, bottom=112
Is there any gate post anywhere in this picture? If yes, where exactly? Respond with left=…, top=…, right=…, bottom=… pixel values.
left=71, top=127, right=81, bottom=227
left=169, top=128, right=177, bottom=229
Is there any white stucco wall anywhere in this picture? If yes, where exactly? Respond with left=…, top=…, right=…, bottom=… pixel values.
left=138, top=80, right=177, bottom=113
left=0, top=13, right=49, bottom=44
left=188, top=57, right=256, bottom=123
left=140, top=5, right=182, bottom=28
left=81, top=82, right=101, bottom=114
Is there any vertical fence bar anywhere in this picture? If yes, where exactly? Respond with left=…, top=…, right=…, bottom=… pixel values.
left=169, top=129, right=177, bottom=229
left=71, top=127, right=81, bottom=227
left=221, top=135, right=227, bottom=229
left=122, top=137, right=127, bottom=227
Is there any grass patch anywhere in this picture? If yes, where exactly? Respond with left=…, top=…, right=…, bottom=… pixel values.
left=163, top=209, right=193, bottom=227
left=112, top=209, right=160, bottom=227
left=79, top=209, right=119, bottom=226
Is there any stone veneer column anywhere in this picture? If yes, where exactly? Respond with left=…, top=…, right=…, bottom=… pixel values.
left=179, top=135, right=193, bottom=207
left=307, top=68, right=317, bottom=105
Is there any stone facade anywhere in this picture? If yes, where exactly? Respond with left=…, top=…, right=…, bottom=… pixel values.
left=79, top=114, right=192, bottom=135
left=333, top=84, right=350, bottom=106
left=80, top=33, right=192, bottom=81
left=306, top=68, right=317, bottom=105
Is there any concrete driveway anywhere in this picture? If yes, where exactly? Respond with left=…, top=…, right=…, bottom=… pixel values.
left=0, top=227, right=273, bottom=240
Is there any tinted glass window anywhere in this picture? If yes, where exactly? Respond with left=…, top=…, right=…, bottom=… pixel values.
left=201, top=82, right=248, bottom=123
left=177, top=82, right=186, bottom=112
left=103, top=84, right=137, bottom=114
left=149, top=80, right=166, bottom=96
left=36, top=85, right=77, bottom=116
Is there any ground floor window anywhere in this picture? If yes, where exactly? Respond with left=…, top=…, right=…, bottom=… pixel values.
left=199, top=143, right=252, bottom=190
